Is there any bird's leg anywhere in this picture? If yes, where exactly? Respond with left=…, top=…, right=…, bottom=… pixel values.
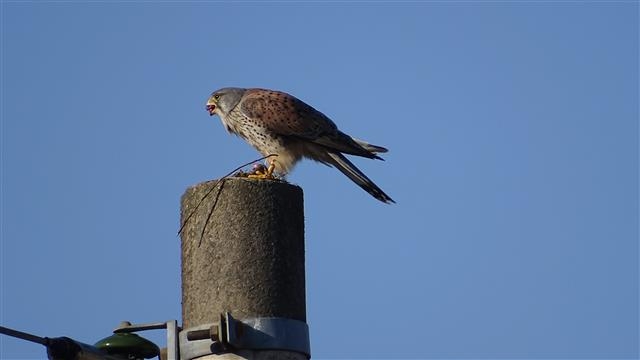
left=265, top=159, right=276, bottom=177
left=248, top=157, right=277, bottom=179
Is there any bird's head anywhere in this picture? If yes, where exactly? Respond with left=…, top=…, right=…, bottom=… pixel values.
left=206, top=88, right=246, bottom=117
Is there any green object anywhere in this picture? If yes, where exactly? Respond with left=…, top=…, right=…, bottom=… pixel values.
left=94, top=333, right=160, bottom=359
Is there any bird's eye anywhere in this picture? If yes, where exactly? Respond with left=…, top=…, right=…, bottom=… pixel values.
left=213, top=94, right=221, bottom=100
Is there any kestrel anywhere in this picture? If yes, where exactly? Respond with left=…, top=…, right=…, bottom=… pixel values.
left=206, top=87, right=394, bottom=204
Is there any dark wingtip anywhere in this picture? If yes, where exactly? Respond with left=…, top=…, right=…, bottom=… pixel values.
left=373, top=146, right=389, bottom=153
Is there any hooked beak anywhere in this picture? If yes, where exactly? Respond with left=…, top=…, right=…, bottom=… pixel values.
left=206, top=96, right=218, bottom=116
left=206, top=103, right=216, bottom=116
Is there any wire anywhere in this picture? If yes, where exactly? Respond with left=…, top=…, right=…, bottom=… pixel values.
left=177, top=154, right=278, bottom=240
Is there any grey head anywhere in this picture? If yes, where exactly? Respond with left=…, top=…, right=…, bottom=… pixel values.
left=206, top=87, right=247, bottom=116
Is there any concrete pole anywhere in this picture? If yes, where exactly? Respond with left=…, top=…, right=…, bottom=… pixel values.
left=180, top=178, right=307, bottom=360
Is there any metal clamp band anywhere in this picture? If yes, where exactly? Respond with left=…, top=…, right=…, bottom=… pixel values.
left=180, top=312, right=310, bottom=360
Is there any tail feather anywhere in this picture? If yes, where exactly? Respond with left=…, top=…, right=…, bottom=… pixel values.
left=327, top=152, right=395, bottom=204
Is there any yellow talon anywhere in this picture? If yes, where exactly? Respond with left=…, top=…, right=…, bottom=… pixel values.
left=247, top=173, right=272, bottom=179
left=247, top=158, right=277, bottom=179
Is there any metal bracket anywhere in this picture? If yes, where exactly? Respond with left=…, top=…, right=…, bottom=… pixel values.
left=180, top=312, right=310, bottom=360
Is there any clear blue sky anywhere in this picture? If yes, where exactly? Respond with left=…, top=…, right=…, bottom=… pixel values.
left=1, top=2, right=638, bottom=359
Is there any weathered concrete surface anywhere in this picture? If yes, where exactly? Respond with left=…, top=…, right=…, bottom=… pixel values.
left=180, top=177, right=306, bottom=330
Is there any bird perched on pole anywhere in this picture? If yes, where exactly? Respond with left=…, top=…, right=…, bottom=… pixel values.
left=206, top=87, right=394, bottom=204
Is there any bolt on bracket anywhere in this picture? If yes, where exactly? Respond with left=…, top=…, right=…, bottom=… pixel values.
left=180, top=312, right=310, bottom=360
